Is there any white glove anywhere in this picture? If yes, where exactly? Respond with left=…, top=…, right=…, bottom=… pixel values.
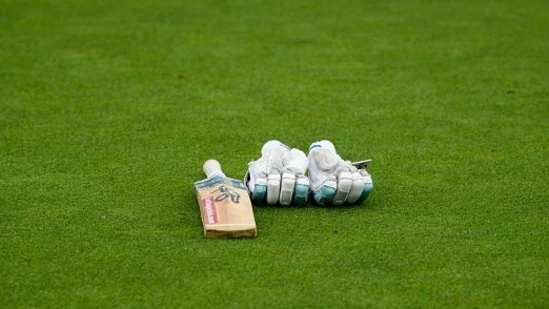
left=245, top=140, right=310, bottom=206
left=307, top=140, right=373, bottom=206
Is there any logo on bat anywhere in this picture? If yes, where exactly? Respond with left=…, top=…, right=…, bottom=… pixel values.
left=211, top=185, right=241, bottom=203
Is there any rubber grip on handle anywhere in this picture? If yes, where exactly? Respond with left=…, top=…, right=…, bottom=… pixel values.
left=203, top=159, right=225, bottom=178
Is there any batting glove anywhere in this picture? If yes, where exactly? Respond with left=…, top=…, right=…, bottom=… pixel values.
left=307, top=140, right=373, bottom=206
left=245, top=140, right=310, bottom=206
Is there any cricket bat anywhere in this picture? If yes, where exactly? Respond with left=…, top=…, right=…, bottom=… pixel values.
left=194, top=159, right=257, bottom=239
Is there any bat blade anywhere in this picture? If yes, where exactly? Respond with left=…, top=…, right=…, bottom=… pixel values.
left=194, top=160, right=257, bottom=239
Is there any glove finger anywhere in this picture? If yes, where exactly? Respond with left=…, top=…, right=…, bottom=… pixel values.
left=250, top=175, right=268, bottom=203
left=346, top=171, right=365, bottom=204
left=266, top=170, right=281, bottom=205
left=293, top=175, right=309, bottom=205
left=332, top=170, right=352, bottom=205
left=354, top=171, right=374, bottom=204
left=279, top=172, right=296, bottom=206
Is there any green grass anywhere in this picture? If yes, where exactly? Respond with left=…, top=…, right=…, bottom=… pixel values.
left=1, top=0, right=549, bottom=307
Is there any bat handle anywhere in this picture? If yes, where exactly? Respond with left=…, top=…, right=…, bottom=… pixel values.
left=203, top=159, right=226, bottom=178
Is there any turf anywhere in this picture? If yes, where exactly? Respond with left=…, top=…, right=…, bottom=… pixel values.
left=1, top=0, right=548, bottom=307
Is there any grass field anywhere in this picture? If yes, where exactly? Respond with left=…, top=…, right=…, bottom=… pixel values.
left=1, top=0, right=549, bottom=308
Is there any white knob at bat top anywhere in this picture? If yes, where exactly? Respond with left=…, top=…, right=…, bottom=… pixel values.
left=203, top=159, right=226, bottom=178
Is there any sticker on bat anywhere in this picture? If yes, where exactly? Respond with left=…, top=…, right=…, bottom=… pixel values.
left=211, top=185, right=241, bottom=203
